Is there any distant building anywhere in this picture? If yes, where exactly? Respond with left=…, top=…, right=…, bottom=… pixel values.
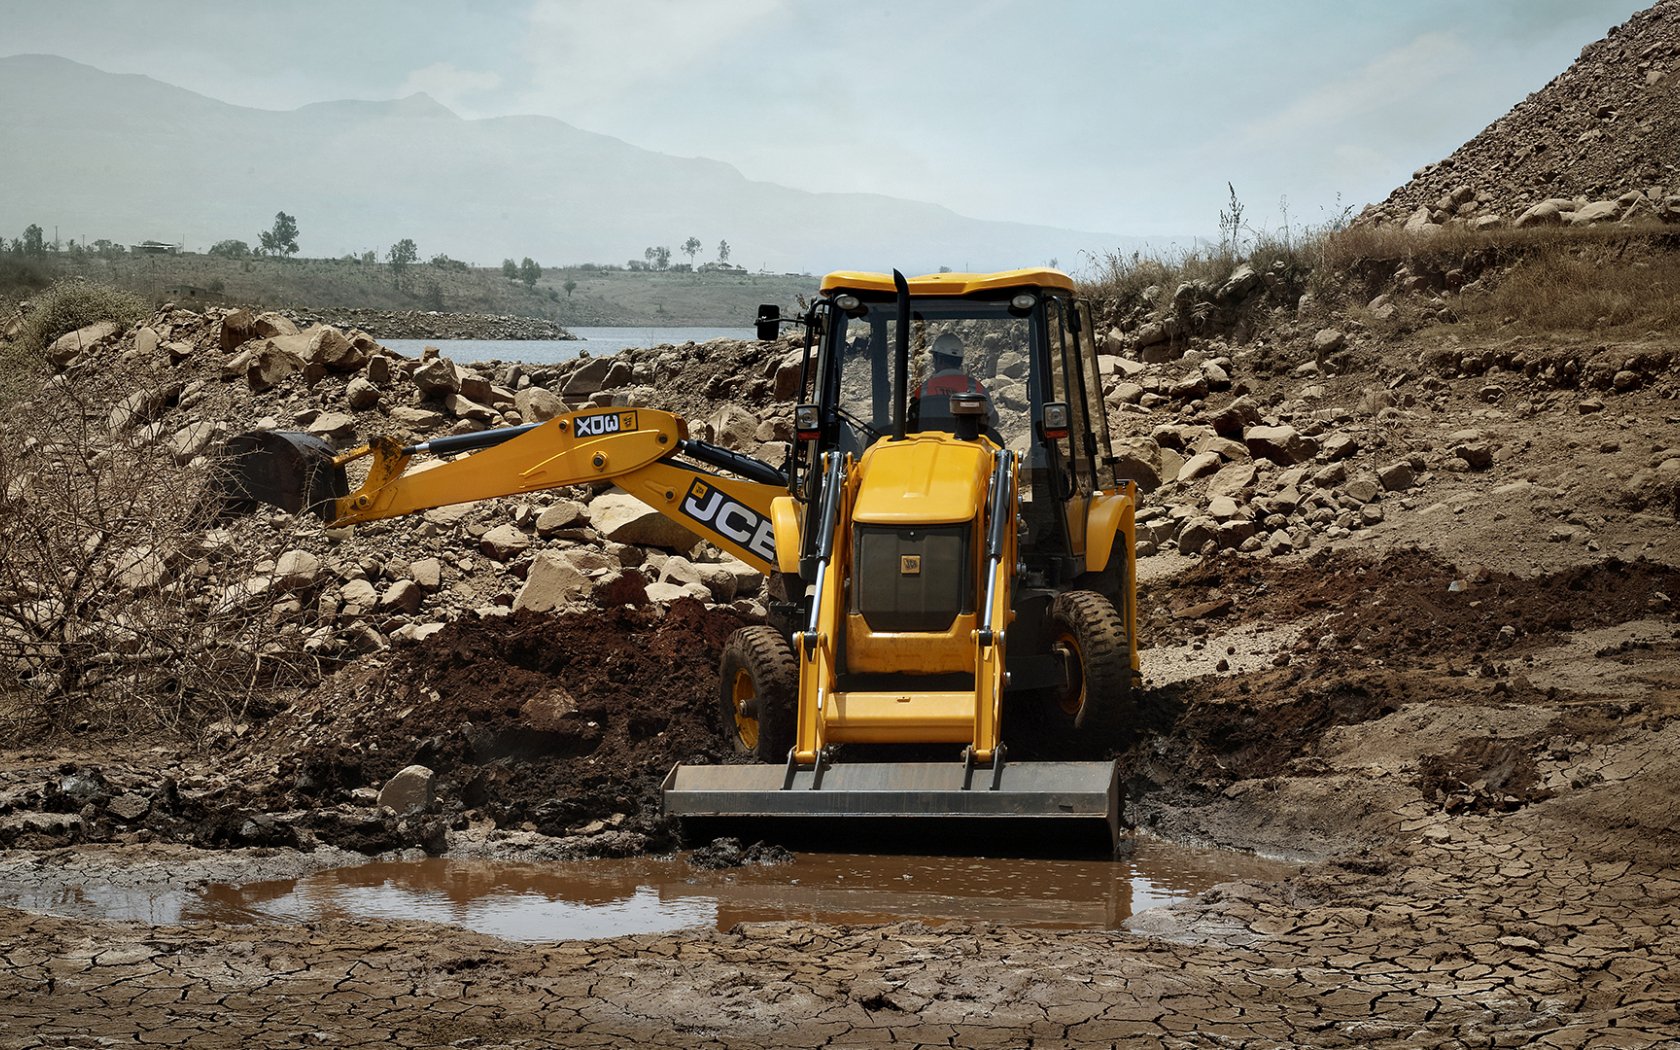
left=130, top=240, right=180, bottom=255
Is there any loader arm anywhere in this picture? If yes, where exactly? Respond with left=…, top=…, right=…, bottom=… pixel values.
left=250, top=408, right=787, bottom=576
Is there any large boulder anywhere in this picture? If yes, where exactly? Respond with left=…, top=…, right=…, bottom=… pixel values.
left=516, top=385, right=566, bottom=422
left=46, top=320, right=120, bottom=367
left=244, top=341, right=306, bottom=392
left=515, top=552, right=593, bottom=612
left=562, top=357, right=613, bottom=398
left=1566, top=200, right=1621, bottom=226
left=413, top=357, right=462, bottom=398
left=274, top=550, right=322, bottom=592
left=479, top=523, right=531, bottom=560
left=252, top=312, right=298, bottom=339
left=377, top=765, right=435, bottom=814
left=306, top=325, right=368, bottom=372
left=589, top=491, right=700, bottom=550
left=218, top=309, right=257, bottom=351
left=1244, top=424, right=1318, bottom=465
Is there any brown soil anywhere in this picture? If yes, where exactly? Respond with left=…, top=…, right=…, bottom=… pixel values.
left=244, top=598, right=752, bottom=852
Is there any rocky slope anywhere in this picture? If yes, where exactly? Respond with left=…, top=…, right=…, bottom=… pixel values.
left=1361, top=0, right=1680, bottom=231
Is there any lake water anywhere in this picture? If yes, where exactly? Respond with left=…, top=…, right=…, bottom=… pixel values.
left=382, top=326, right=756, bottom=365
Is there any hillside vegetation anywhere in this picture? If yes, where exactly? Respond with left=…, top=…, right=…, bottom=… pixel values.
left=0, top=251, right=818, bottom=328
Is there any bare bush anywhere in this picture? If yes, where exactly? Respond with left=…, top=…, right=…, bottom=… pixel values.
left=0, top=376, right=322, bottom=737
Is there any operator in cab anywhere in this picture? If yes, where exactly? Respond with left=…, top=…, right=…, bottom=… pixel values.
left=910, top=332, right=999, bottom=435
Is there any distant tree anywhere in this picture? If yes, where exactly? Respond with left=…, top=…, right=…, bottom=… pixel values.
left=258, top=211, right=299, bottom=257
left=501, top=258, right=519, bottom=280
left=387, top=238, right=418, bottom=286
left=717, top=239, right=731, bottom=265
left=8, top=238, right=20, bottom=254
left=22, top=224, right=44, bottom=256
left=92, top=238, right=125, bottom=259
left=682, top=236, right=702, bottom=266
left=653, top=245, right=671, bottom=270
left=208, top=239, right=251, bottom=259
left=1047, top=257, right=1059, bottom=269
left=429, top=253, right=468, bottom=272
left=519, top=257, right=542, bottom=289
left=643, top=246, right=657, bottom=267
left=361, top=249, right=377, bottom=265
left=563, top=278, right=577, bottom=298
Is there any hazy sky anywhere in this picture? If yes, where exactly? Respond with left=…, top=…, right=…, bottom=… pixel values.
left=2, top=0, right=1653, bottom=240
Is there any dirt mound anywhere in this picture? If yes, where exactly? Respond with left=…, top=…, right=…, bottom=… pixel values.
left=243, top=598, right=753, bottom=850
left=1144, top=548, right=1679, bottom=658
left=1364, top=1, right=1680, bottom=224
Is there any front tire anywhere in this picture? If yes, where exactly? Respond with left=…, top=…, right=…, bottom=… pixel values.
left=717, top=626, right=798, bottom=763
left=1048, top=590, right=1133, bottom=740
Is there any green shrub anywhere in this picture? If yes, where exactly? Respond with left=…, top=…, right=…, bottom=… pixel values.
left=14, top=278, right=148, bottom=358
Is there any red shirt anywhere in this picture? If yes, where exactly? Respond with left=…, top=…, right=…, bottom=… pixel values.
left=918, top=368, right=988, bottom=398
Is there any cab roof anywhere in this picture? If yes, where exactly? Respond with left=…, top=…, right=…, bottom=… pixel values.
left=819, top=268, right=1075, bottom=297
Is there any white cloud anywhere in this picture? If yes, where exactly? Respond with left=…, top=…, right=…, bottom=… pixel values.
left=399, top=62, right=503, bottom=115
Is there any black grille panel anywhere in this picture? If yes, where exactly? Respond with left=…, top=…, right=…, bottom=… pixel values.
left=851, top=524, right=972, bottom=633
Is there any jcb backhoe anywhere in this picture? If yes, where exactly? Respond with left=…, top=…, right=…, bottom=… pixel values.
left=223, top=269, right=1140, bottom=850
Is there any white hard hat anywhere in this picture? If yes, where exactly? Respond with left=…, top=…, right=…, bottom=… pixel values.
left=932, top=333, right=964, bottom=360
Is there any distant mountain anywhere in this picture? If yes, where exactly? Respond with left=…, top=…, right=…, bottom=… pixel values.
left=0, top=54, right=1161, bottom=275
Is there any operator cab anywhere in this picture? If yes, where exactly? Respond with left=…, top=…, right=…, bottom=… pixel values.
left=785, top=269, right=1119, bottom=590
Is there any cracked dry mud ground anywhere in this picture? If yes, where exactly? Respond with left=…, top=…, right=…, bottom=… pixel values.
left=2, top=765, right=1677, bottom=1049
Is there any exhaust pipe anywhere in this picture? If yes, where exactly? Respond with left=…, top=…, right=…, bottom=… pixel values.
left=892, top=268, right=910, bottom=441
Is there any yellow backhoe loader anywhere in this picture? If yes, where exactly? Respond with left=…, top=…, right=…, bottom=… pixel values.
left=222, top=269, right=1140, bottom=850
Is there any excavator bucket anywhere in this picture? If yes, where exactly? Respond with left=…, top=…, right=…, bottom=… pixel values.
left=662, top=759, right=1123, bottom=855
left=215, top=431, right=348, bottom=519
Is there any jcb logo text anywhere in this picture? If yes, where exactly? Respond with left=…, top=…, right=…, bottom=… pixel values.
left=681, top=480, right=775, bottom=563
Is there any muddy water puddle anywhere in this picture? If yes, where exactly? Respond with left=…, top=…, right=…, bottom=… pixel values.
left=3, top=840, right=1295, bottom=941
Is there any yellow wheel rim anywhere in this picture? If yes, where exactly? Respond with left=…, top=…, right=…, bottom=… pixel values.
left=731, top=669, right=760, bottom=750
left=1054, top=630, right=1085, bottom=717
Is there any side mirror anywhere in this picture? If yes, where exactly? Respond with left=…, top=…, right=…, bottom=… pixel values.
left=755, top=304, right=781, bottom=341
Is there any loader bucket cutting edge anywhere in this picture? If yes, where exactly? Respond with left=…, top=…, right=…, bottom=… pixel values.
left=217, top=431, right=349, bottom=519
left=661, top=760, right=1123, bottom=854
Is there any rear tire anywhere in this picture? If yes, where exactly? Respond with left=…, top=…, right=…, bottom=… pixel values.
left=717, top=626, right=799, bottom=763
left=1048, top=590, right=1133, bottom=740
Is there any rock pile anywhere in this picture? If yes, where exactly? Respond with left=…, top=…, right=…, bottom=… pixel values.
left=1361, top=1, right=1680, bottom=229
left=15, top=303, right=803, bottom=669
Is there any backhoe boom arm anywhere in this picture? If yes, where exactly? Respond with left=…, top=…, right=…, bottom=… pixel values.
left=323, top=407, right=785, bottom=575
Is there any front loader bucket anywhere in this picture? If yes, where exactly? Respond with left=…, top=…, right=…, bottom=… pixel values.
left=215, top=431, right=349, bottom=519
left=662, top=760, right=1123, bottom=856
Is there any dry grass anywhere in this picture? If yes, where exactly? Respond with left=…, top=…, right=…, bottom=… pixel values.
left=1083, top=187, right=1351, bottom=307
left=1324, top=223, right=1680, bottom=336
left=1458, top=243, right=1680, bottom=335
left=1081, top=198, right=1680, bottom=341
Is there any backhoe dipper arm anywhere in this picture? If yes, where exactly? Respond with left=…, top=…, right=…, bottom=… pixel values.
left=327, top=407, right=785, bottom=575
